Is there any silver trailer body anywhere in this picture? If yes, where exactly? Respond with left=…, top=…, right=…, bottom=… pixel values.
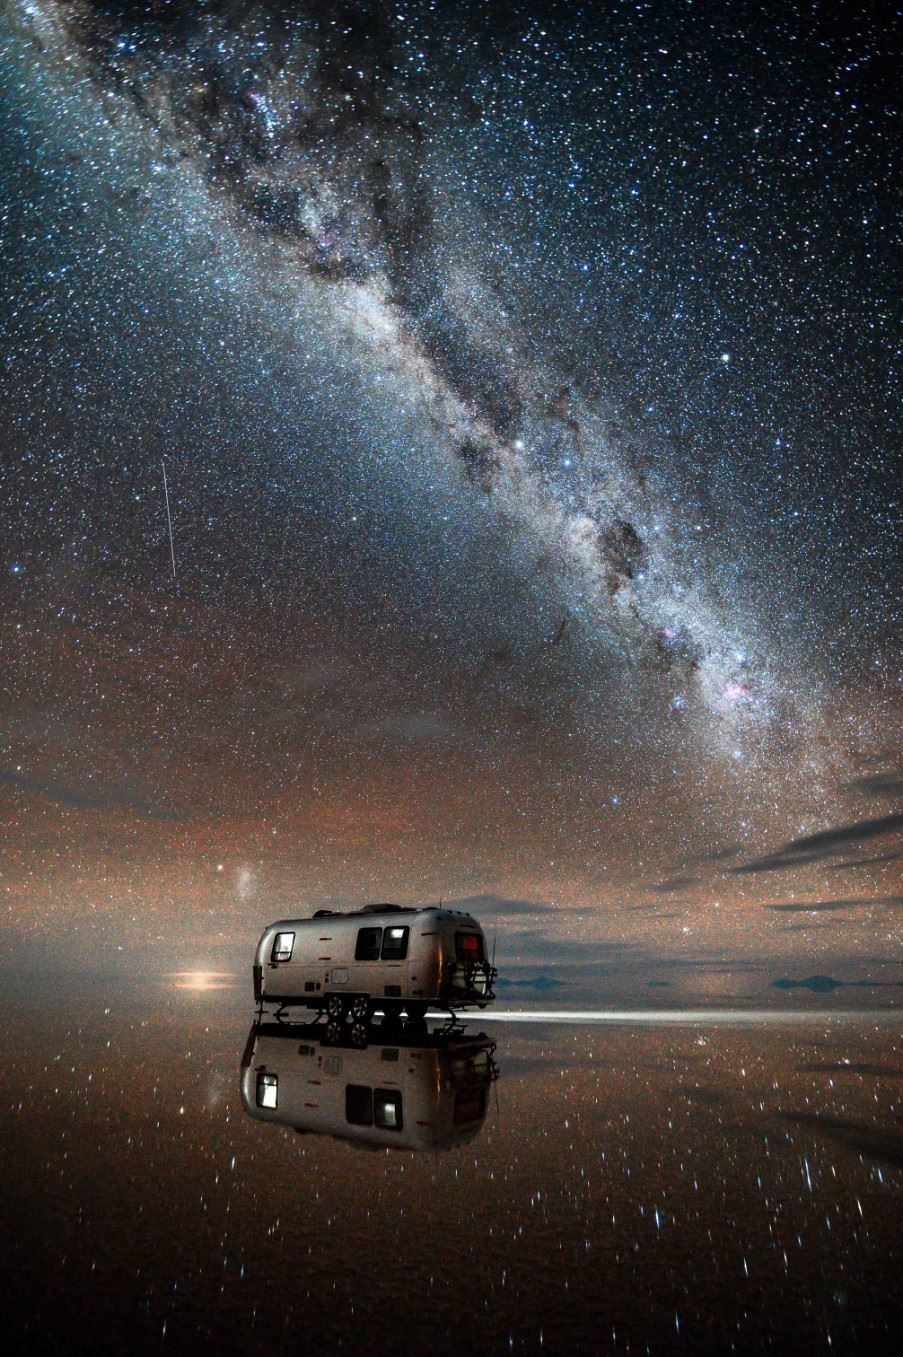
left=240, top=1022, right=497, bottom=1151
left=253, top=904, right=495, bottom=1015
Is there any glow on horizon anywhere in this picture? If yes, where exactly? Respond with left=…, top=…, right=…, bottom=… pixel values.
left=166, top=971, right=239, bottom=991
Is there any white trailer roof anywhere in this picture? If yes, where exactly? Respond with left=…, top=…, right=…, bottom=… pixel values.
left=265, top=905, right=481, bottom=929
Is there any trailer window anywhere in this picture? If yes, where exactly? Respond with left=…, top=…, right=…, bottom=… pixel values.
left=455, top=932, right=485, bottom=961
left=355, top=928, right=382, bottom=961
left=345, top=1086, right=403, bottom=1130
left=453, top=1087, right=487, bottom=1125
left=381, top=926, right=409, bottom=960
left=374, top=1090, right=403, bottom=1131
left=256, top=1073, right=278, bottom=1109
left=272, top=932, right=294, bottom=962
left=345, top=1084, right=373, bottom=1125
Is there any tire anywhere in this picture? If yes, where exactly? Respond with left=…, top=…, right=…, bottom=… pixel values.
left=349, top=1021, right=368, bottom=1048
left=379, top=1005, right=403, bottom=1032
left=349, top=995, right=371, bottom=1023
left=325, top=993, right=345, bottom=1020
left=323, top=1018, right=344, bottom=1046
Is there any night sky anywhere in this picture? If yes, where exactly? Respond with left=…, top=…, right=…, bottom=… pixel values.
left=1, top=1, right=900, bottom=975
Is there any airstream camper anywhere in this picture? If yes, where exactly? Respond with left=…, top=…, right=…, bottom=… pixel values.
left=253, top=904, right=496, bottom=1035
left=240, top=1021, right=498, bottom=1151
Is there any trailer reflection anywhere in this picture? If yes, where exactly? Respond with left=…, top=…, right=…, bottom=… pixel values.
left=240, top=1021, right=499, bottom=1151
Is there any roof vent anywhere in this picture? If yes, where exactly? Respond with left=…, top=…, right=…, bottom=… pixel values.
left=312, top=909, right=335, bottom=918
left=361, top=902, right=404, bottom=914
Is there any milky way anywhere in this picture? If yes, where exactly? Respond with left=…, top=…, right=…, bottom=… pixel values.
left=31, top=0, right=846, bottom=745
left=1, top=1, right=900, bottom=958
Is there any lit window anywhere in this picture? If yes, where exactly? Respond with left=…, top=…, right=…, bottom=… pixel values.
left=455, top=932, right=484, bottom=961
left=256, top=1073, right=278, bottom=1109
left=272, top=932, right=294, bottom=962
left=381, top=926, right=409, bottom=960
left=374, top=1089, right=403, bottom=1131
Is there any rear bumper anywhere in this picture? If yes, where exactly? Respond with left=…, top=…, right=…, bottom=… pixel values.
left=253, top=964, right=262, bottom=1002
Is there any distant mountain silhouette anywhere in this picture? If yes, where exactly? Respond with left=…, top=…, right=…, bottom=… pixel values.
left=772, top=974, right=845, bottom=993
left=772, top=974, right=903, bottom=993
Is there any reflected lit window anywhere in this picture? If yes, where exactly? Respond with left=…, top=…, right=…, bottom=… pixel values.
left=345, top=1086, right=402, bottom=1130
left=374, top=1089, right=403, bottom=1131
left=272, top=932, right=294, bottom=962
left=256, top=1072, right=278, bottom=1109
left=355, top=928, right=382, bottom=961
left=381, top=926, right=409, bottom=961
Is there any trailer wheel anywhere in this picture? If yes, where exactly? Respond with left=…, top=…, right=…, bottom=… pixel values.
left=323, top=1018, right=343, bottom=1046
left=349, top=995, right=371, bottom=1024
left=325, top=993, right=345, bottom=1021
left=349, top=1021, right=368, bottom=1048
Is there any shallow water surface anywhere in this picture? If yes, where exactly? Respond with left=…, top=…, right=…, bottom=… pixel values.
left=1, top=983, right=900, bottom=1354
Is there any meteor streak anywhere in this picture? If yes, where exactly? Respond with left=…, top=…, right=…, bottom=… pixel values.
left=162, top=457, right=176, bottom=581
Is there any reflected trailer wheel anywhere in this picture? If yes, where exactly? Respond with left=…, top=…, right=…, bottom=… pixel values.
left=323, top=1018, right=344, bottom=1046
left=349, top=995, right=371, bottom=1024
left=349, top=1021, right=368, bottom=1048
left=325, top=993, right=345, bottom=1020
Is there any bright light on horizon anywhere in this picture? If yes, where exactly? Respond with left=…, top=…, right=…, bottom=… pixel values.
left=166, top=971, right=238, bottom=991
left=446, top=1008, right=900, bottom=1026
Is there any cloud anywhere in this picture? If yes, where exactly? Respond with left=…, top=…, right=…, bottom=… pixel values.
left=733, top=811, right=903, bottom=875
left=496, top=975, right=565, bottom=991
left=786, top=812, right=903, bottom=853
left=781, top=1114, right=903, bottom=1171
left=352, top=710, right=463, bottom=744
left=765, top=895, right=903, bottom=913
left=268, top=657, right=349, bottom=692
left=445, top=893, right=588, bottom=918
left=680, top=1087, right=727, bottom=1108
left=796, top=1062, right=903, bottom=1078
left=827, top=851, right=903, bottom=872
left=499, top=928, right=635, bottom=964
left=732, top=849, right=829, bottom=875
left=844, top=771, right=903, bottom=798
left=0, top=769, right=182, bottom=820
left=691, top=843, right=744, bottom=864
